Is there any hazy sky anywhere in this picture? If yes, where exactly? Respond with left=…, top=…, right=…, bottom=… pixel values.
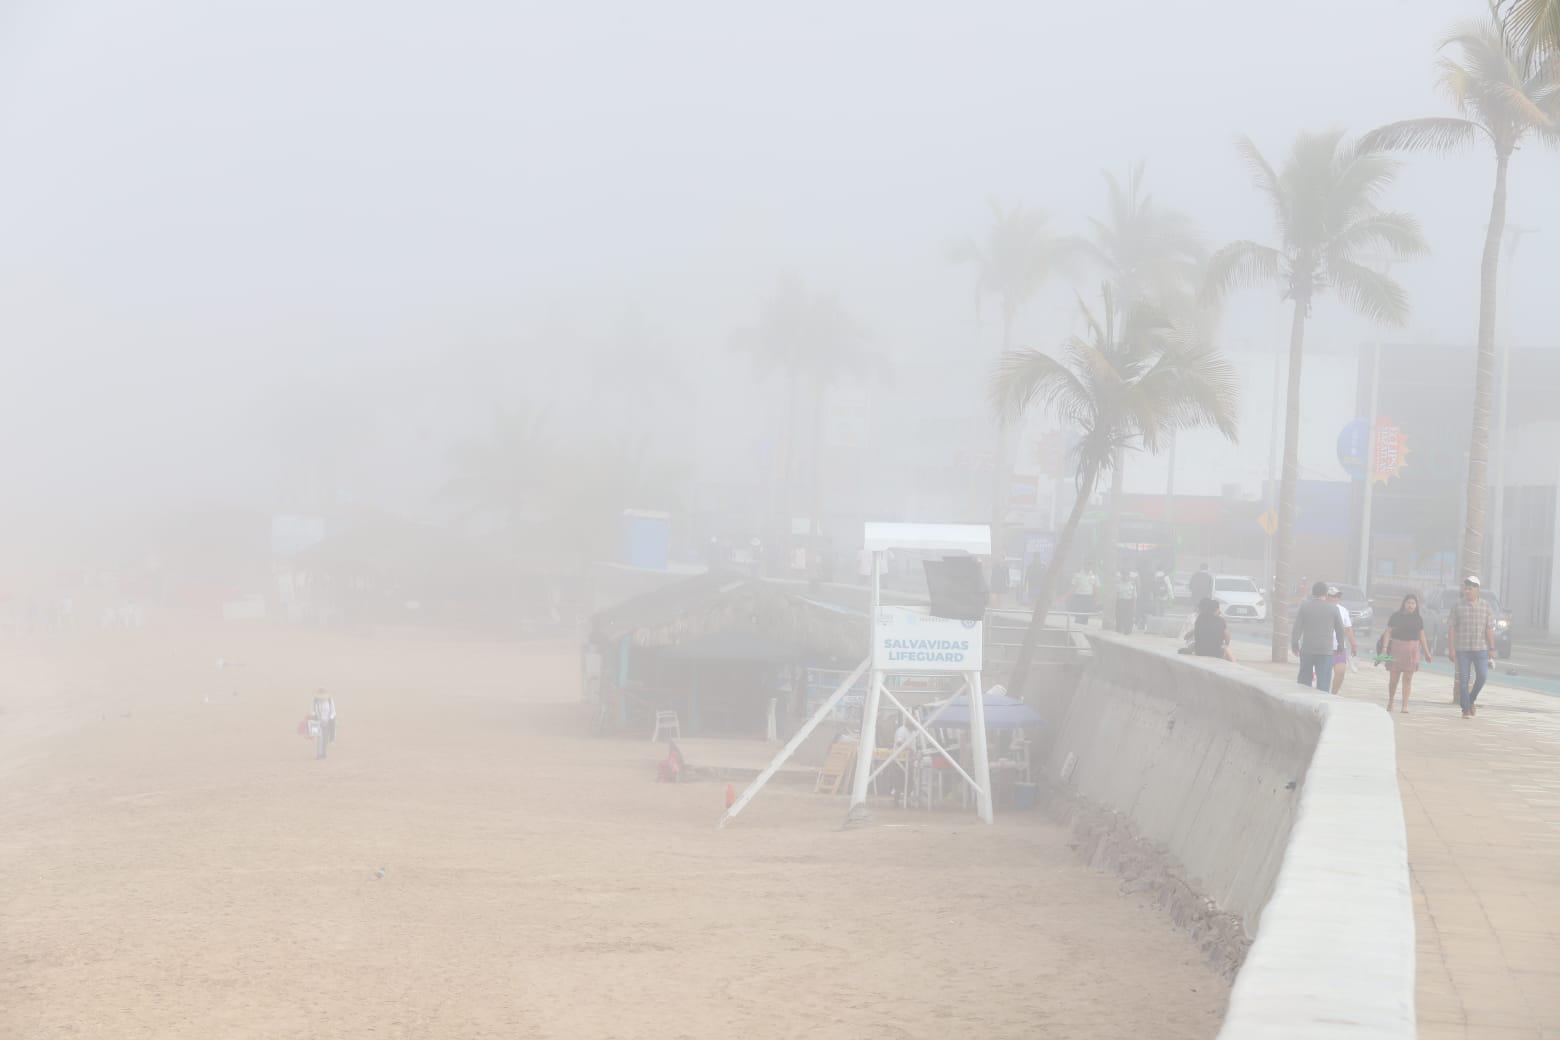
left=2, top=0, right=1555, bottom=523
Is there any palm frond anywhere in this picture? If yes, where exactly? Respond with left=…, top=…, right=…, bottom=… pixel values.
left=1327, top=258, right=1411, bottom=325
left=989, top=349, right=1092, bottom=427
left=1359, top=116, right=1485, bottom=154
left=1235, top=135, right=1290, bottom=236
left=1201, top=240, right=1285, bottom=304
left=1328, top=211, right=1430, bottom=264
left=1502, top=0, right=1560, bottom=60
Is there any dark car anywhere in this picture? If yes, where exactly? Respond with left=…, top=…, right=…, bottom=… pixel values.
left=1422, top=586, right=1513, bottom=659
left=1330, top=583, right=1375, bottom=638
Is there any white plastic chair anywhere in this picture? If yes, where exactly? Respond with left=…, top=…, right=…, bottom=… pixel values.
left=650, top=710, right=681, bottom=743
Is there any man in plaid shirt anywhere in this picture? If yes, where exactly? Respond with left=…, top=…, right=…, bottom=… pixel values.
left=1448, top=576, right=1497, bottom=718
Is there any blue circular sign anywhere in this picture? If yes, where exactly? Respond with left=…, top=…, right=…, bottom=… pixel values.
left=1337, top=418, right=1370, bottom=481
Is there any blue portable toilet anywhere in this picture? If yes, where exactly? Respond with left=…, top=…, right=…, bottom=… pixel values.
left=621, top=510, right=671, bottom=570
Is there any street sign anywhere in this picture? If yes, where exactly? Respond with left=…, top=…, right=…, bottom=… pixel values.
left=1257, top=508, right=1278, bottom=536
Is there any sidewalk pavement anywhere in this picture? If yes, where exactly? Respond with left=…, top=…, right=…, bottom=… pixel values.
left=1138, top=632, right=1560, bottom=1038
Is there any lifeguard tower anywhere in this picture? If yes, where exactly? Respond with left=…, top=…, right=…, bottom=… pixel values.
left=719, top=521, right=994, bottom=827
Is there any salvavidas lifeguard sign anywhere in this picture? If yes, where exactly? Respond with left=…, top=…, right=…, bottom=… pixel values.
left=873, top=607, right=983, bottom=671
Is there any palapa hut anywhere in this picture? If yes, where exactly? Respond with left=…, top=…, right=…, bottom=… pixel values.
left=587, top=573, right=868, bottom=738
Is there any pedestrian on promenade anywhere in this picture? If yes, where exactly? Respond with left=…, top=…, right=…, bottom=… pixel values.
left=1327, top=585, right=1358, bottom=696
left=1115, top=570, right=1137, bottom=633
left=1135, top=569, right=1154, bottom=630
left=1154, top=570, right=1174, bottom=618
left=1382, top=593, right=1432, bottom=713
left=1024, top=556, right=1046, bottom=606
left=1448, top=576, right=1497, bottom=718
left=1192, top=597, right=1235, bottom=661
left=1292, top=581, right=1348, bottom=692
left=1189, top=564, right=1213, bottom=606
left=1067, top=566, right=1099, bottom=626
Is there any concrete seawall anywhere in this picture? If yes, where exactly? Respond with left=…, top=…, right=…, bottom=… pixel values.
left=1031, top=633, right=1414, bottom=1039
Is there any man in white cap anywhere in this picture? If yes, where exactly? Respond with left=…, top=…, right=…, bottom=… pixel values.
left=1326, top=585, right=1358, bottom=696
left=1448, top=576, right=1497, bottom=718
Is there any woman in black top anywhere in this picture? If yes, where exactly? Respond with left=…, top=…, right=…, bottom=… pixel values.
left=1383, top=594, right=1432, bottom=713
left=1192, top=597, right=1234, bottom=661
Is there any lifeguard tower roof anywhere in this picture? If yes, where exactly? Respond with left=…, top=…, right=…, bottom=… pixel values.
left=862, top=522, right=991, bottom=555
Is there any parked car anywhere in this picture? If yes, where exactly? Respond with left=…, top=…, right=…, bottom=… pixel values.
left=1422, top=586, right=1513, bottom=659
left=1330, top=583, right=1374, bottom=638
left=1213, top=574, right=1266, bottom=621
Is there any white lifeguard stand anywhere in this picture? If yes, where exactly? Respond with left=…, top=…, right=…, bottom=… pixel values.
left=717, top=521, right=993, bottom=828
left=854, top=521, right=993, bottom=823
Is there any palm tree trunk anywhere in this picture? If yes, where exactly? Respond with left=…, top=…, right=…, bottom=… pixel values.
left=1460, top=151, right=1509, bottom=582
left=1007, top=468, right=1097, bottom=695
left=989, top=309, right=1016, bottom=596
left=1271, top=294, right=1309, bottom=664
left=777, top=361, right=800, bottom=575
left=1099, top=450, right=1126, bottom=630
left=807, top=383, right=825, bottom=584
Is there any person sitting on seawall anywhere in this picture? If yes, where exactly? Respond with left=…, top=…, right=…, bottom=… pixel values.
left=1191, top=597, right=1235, bottom=662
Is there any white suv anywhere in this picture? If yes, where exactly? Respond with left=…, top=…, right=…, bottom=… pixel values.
left=1213, top=575, right=1267, bottom=621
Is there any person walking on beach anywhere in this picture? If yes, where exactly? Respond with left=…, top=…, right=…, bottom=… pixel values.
left=1449, top=576, right=1497, bottom=718
left=1326, top=585, right=1358, bottom=696
left=310, top=691, right=337, bottom=760
left=1382, top=593, right=1432, bottom=713
left=1292, top=581, right=1348, bottom=692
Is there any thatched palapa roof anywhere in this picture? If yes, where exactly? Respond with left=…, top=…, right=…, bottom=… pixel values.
left=590, top=574, right=868, bottom=665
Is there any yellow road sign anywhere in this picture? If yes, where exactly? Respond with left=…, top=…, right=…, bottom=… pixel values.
left=1257, top=508, right=1278, bottom=536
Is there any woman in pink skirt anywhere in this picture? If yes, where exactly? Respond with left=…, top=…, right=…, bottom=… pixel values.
left=1383, top=594, right=1433, bottom=713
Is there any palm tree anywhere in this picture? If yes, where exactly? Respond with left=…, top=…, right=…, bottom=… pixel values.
left=735, top=278, right=871, bottom=578
left=1085, top=163, right=1206, bottom=627
left=1498, top=0, right=1560, bottom=59
left=1361, top=18, right=1559, bottom=584
left=994, top=287, right=1239, bottom=692
left=1205, top=130, right=1426, bottom=663
left=949, top=201, right=1077, bottom=583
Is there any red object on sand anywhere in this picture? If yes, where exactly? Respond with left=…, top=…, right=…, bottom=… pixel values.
left=725, top=783, right=736, bottom=809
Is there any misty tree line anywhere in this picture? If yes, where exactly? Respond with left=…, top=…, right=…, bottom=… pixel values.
left=447, top=6, right=1558, bottom=677
left=990, top=7, right=1560, bottom=675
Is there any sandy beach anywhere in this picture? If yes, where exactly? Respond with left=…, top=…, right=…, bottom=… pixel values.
left=0, top=623, right=1227, bottom=1039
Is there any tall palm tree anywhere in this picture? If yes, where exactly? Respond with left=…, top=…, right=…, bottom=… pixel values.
left=1086, top=163, right=1206, bottom=628
left=994, top=287, right=1238, bottom=691
left=735, top=278, right=871, bottom=578
left=1362, top=18, right=1559, bottom=583
left=949, top=201, right=1077, bottom=582
left=1205, top=130, right=1427, bottom=663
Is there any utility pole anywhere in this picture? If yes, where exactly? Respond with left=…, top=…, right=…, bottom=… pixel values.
left=1489, top=225, right=1537, bottom=594
left=1354, top=256, right=1397, bottom=593
left=1356, top=341, right=1382, bottom=590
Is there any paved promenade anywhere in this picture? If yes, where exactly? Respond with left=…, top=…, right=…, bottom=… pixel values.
left=1185, top=636, right=1560, bottom=1038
